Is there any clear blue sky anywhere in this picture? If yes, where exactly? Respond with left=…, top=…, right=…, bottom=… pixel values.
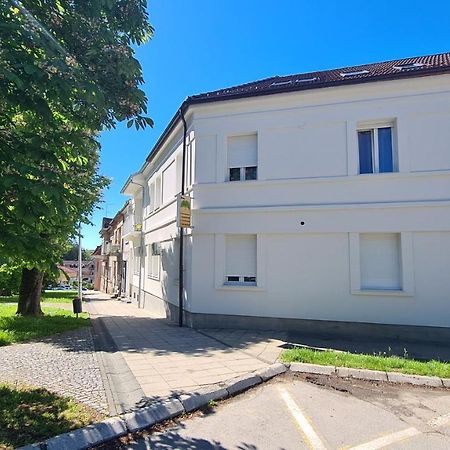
left=82, top=0, right=450, bottom=248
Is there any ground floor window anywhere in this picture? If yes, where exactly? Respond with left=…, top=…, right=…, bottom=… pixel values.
left=225, top=234, right=257, bottom=285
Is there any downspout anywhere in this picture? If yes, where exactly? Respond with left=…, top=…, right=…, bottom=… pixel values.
left=178, top=107, right=187, bottom=327
left=130, top=181, right=145, bottom=309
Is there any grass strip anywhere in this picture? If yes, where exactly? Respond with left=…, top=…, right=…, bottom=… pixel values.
left=0, top=290, right=78, bottom=304
left=0, top=383, right=102, bottom=450
left=282, top=347, right=450, bottom=378
left=0, top=305, right=89, bottom=346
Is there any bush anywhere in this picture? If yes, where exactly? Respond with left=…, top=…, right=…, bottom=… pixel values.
left=0, top=266, right=21, bottom=296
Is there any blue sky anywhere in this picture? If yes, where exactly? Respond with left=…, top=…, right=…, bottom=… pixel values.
left=83, top=0, right=450, bottom=248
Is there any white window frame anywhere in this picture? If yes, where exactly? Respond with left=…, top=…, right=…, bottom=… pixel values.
left=357, top=120, right=398, bottom=174
left=154, top=176, right=161, bottom=210
left=214, top=234, right=266, bottom=291
left=147, top=244, right=160, bottom=280
left=349, top=232, right=414, bottom=296
left=133, top=247, right=141, bottom=276
left=228, top=166, right=258, bottom=182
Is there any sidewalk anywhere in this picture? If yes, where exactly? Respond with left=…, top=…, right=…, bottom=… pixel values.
left=84, top=293, right=268, bottom=406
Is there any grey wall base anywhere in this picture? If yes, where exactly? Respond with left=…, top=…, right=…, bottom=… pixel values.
left=184, top=311, right=450, bottom=344
left=127, top=286, right=450, bottom=344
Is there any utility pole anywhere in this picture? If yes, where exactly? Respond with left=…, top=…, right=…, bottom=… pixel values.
left=78, top=223, right=82, bottom=302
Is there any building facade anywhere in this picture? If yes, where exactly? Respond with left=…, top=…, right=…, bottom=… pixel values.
left=118, top=53, right=450, bottom=340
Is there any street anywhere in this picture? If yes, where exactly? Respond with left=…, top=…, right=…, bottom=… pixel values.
left=124, top=373, right=450, bottom=450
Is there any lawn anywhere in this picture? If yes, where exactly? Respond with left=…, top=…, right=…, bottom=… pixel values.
left=0, top=290, right=77, bottom=304
left=0, top=305, right=89, bottom=346
left=282, top=347, right=450, bottom=378
left=0, top=383, right=103, bottom=450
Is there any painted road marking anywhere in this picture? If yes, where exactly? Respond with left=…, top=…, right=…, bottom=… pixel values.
left=348, top=427, right=420, bottom=450
left=278, top=385, right=327, bottom=450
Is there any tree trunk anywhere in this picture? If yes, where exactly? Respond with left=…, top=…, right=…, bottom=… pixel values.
left=17, top=268, right=44, bottom=316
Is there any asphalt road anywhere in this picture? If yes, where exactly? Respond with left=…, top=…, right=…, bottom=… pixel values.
left=124, top=373, right=450, bottom=450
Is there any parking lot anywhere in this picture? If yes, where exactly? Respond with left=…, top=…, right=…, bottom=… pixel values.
left=125, top=373, right=450, bottom=450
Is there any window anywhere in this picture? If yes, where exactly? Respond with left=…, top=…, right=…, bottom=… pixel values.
left=162, top=161, right=176, bottom=205
left=147, top=244, right=160, bottom=280
left=358, top=124, right=396, bottom=174
left=227, top=134, right=257, bottom=182
left=149, top=182, right=155, bottom=212
left=225, top=235, right=257, bottom=285
left=360, top=233, right=401, bottom=290
left=155, top=176, right=161, bottom=209
left=133, top=247, right=141, bottom=276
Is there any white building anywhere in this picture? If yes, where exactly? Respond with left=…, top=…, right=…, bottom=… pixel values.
left=121, top=52, right=450, bottom=341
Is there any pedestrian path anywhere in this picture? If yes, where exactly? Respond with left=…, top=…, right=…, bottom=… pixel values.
left=84, top=294, right=268, bottom=401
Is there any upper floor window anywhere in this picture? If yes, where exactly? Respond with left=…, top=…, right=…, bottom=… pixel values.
left=227, top=134, right=257, bottom=181
left=358, top=123, right=396, bottom=174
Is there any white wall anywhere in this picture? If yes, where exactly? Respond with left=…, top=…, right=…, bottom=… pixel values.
left=191, top=232, right=450, bottom=327
left=189, top=74, right=450, bottom=329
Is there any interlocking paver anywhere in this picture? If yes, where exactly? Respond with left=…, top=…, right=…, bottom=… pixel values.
left=0, top=326, right=108, bottom=413
left=84, top=293, right=269, bottom=399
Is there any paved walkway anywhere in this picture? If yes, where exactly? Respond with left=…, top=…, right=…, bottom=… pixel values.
left=84, top=294, right=268, bottom=403
left=0, top=326, right=108, bottom=413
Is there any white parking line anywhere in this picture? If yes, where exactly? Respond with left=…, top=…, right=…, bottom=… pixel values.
left=278, top=385, right=327, bottom=450
left=348, top=427, right=421, bottom=450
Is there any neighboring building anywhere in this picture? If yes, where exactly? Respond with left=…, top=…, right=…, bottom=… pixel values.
left=60, top=260, right=95, bottom=283
left=118, top=52, right=450, bottom=340
left=92, top=245, right=102, bottom=291
left=98, top=207, right=127, bottom=295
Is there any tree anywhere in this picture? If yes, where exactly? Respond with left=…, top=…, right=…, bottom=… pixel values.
left=0, top=0, right=153, bottom=315
left=62, top=242, right=93, bottom=261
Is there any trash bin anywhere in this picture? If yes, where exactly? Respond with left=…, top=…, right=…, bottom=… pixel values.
left=73, top=297, right=82, bottom=314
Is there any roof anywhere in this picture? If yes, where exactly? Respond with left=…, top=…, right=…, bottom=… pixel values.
left=124, top=51, right=450, bottom=187
left=188, top=52, right=450, bottom=104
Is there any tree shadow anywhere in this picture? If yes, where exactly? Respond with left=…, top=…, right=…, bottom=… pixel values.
left=0, top=383, right=100, bottom=449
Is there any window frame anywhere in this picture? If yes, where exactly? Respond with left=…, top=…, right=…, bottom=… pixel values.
left=228, top=165, right=258, bottom=182
left=349, top=232, right=414, bottom=296
left=147, top=244, right=160, bottom=280
left=214, top=234, right=266, bottom=291
left=357, top=121, right=397, bottom=174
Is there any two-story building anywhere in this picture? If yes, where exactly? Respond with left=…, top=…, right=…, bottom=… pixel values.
left=121, top=52, right=450, bottom=341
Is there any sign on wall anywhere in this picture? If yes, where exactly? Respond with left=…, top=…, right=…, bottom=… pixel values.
left=177, top=194, right=192, bottom=228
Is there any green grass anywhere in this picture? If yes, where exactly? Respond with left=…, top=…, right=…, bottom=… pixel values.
left=282, top=347, right=450, bottom=378
left=0, top=383, right=103, bottom=450
left=0, top=290, right=77, bottom=304
left=0, top=305, right=89, bottom=346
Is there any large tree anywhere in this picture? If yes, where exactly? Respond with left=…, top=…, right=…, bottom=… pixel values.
left=0, top=0, right=153, bottom=315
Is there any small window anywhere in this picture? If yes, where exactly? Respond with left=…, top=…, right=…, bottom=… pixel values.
left=358, top=124, right=396, bottom=174
left=340, top=70, right=370, bottom=77
left=245, top=166, right=257, bottom=180
left=227, top=134, right=258, bottom=182
left=148, top=244, right=160, bottom=280
left=225, top=235, right=257, bottom=285
left=133, top=247, right=141, bottom=276
left=229, top=167, right=241, bottom=182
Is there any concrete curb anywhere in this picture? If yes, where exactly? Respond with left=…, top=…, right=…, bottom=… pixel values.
left=17, top=361, right=449, bottom=449
left=288, top=362, right=449, bottom=388
left=17, top=363, right=285, bottom=450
